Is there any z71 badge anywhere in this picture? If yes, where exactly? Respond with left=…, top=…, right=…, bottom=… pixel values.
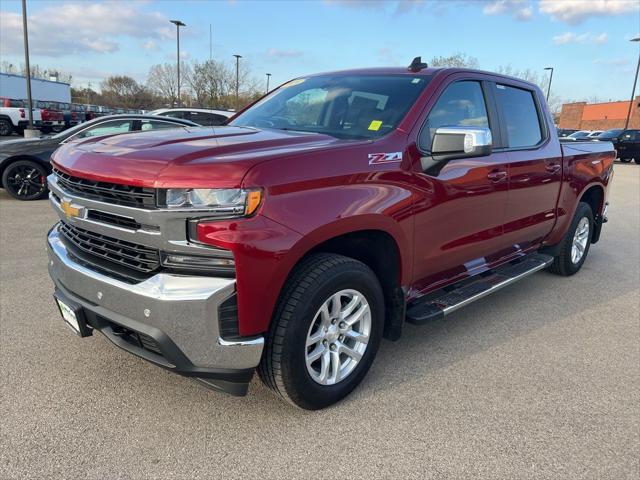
left=368, top=152, right=403, bottom=165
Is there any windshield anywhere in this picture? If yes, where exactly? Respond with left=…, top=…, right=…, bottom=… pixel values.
left=596, top=129, right=623, bottom=139
left=230, top=74, right=431, bottom=139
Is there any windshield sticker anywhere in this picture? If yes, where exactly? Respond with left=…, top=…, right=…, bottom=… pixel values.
left=281, top=78, right=306, bottom=88
left=368, top=152, right=402, bottom=165
left=368, top=120, right=383, bottom=131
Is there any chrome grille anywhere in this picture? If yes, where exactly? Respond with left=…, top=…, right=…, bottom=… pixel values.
left=53, top=168, right=156, bottom=208
left=59, top=222, right=160, bottom=274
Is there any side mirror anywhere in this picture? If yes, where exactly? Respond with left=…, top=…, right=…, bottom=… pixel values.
left=431, top=126, right=492, bottom=161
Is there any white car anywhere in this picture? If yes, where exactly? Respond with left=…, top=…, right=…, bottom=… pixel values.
left=149, top=108, right=234, bottom=126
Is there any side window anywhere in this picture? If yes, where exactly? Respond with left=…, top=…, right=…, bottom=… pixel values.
left=621, top=130, right=638, bottom=141
left=495, top=84, right=543, bottom=148
left=162, top=111, right=184, bottom=119
left=192, top=113, right=228, bottom=126
left=419, top=81, right=489, bottom=151
left=75, top=120, right=132, bottom=139
left=139, top=120, right=184, bottom=131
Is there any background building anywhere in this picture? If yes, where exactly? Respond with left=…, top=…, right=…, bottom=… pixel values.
left=0, top=73, right=71, bottom=103
left=558, top=96, right=640, bottom=130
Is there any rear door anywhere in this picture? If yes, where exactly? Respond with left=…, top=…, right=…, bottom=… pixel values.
left=411, top=77, right=512, bottom=291
left=494, top=82, right=562, bottom=251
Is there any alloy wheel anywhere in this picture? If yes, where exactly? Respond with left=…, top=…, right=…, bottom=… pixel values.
left=305, top=289, right=371, bottom=386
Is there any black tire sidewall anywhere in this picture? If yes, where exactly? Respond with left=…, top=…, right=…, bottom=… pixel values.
left=560, top=203, right=594, bottom=275
left=279, top=262, right=384, bottom=409
left=2, top=160, right=49, bottom=201
left=0, top=119, right=12, bottom=136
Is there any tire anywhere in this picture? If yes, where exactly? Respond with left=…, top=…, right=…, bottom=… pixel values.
left=1, top=160, right=49, bottom=201
left=0, top=119, right=12, bottom=136
left=41, top=126, right=52, bottom=134
left=548, top=202, right=594, bottom=276
left=619, top=157, right=631, bottom=163
left=635, top=158, right=640, bottom=165
left=258, top=253, right=384, bottom=410
left=15, top=126, right=25, bottom=136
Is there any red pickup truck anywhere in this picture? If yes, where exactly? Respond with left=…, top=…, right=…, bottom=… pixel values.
left=47, top=63, right=615, bottom=409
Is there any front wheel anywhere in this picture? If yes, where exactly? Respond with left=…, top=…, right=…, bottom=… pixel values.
left=258, top=253, right=384, bottom=410
left=2, top=160, right=49, bottom=200
left=619, top=157, right=631, bottom=163
left=548, top=202, right=594, bottom=276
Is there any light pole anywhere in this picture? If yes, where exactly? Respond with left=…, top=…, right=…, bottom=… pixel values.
left=21, top=0, right=36, bottom=135
left=170, top=19, right=186, bottom=107
left=233, top=54, right=242, bottom=108
left=266, top=73, right=271, bottom=94
left=544, top=67, right=554, bottom=102
left=624, top=37, right=640, bottom=130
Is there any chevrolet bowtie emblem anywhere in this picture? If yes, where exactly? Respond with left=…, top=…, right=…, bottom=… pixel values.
left=60, top=199, right=83, bottom=220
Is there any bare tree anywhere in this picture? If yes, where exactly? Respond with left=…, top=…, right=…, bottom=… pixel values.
left=147, top=63, right=179, bottom=107
left=100, top=75, right=155, bottom=109
left=430, top=53, right=479, bottom=69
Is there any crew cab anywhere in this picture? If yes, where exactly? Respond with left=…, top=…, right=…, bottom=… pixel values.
left=46, top=63, right=615, bottom=409
left=0, top=98, right=42, bottom=136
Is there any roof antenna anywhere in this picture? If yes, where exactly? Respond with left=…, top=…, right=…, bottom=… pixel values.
left=408, top=56, right=428, bottom=72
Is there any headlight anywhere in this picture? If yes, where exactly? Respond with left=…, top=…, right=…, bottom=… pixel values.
left=159, top=188, right=262, bottom=217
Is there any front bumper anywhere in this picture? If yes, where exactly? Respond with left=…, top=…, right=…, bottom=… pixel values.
left=47, top=225, right=264, bottom=395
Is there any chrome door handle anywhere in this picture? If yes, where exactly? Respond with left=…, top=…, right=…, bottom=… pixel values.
left=487, top=170, right=507, bottom=182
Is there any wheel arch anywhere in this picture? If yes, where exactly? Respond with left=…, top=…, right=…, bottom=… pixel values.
left=277, top=219, right=410, bottom=340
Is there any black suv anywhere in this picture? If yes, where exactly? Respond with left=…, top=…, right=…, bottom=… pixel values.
left=615, top=129, right=640, bottom=164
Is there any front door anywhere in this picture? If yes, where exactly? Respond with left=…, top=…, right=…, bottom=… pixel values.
left=411, top=79, right=511, bottom=293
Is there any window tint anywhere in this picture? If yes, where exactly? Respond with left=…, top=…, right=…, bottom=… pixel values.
left=75, top=120, right=132, bottom=138
left=189, top=112, right=228, bottom=126
left=419, top=81, right=489, bottom=151
left=495, top=84, right=542, bottom=148
left=139, top=119, right=184, bottom=131
left=621, top=130, right=639, bottom=141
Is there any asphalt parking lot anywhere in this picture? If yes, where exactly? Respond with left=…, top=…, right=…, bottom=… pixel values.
left=1, top=164, right=638, bottom=479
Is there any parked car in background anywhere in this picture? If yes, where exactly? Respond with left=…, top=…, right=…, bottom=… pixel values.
left=0, top=98, right=42, bottom=136
left=557, top=128, right=578, bottom=138
left=85, top=105, right=100, bottom=121
left=36, top=100, right=64, bottom=133
left=71, top=104, right=87, bottom=124
left=45, top=65, right=615, bottom=408
left=150, top=107, right=234, bottom=126
left=586, top=131, right=603, bottom=138
left=566, top=130, right=593, bottom=140
left=0, top=114, right=197, bottom=200
left=592, top=129, right=623, bottom=148
left=56, top=102, right=78, bottom=130
left=615, top=129, right=640, bottom=164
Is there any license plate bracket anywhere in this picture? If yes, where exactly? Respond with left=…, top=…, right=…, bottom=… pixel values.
left=53, top=291, right=93, bottom=337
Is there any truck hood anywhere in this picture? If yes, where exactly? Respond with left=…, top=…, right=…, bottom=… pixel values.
left=51, top=126, right=355, bottom=188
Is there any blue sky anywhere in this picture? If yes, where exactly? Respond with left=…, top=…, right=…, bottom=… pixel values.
left=0, top=0, right=638, bottom=102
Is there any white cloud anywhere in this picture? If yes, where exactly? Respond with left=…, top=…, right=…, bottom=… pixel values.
left=539, top=0, right=639, bottom=25
left=142, top=40, right=159, bottom=51
left=267, top=48, right=304, bottom=59
left=553, top=32, right=609, bottom=45
left=483, top=0, right=534, bottom=21
left=0, top=2, right=171, bottom=57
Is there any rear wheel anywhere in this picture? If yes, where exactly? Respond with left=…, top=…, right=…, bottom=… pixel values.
left=0, top=119, right=12, bottom=136
left=258, top=253, right=384, bottom=410
left=2, top=160, right=49, bottom=200
left=548, top=202, right=594, bottom=276
left=619, top=157, right=631, bottom=163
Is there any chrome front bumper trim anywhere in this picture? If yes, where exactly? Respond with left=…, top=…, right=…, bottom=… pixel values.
left=47, top=225, right=263, bottom=370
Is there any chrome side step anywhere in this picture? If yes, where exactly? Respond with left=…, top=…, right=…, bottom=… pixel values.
left=406, top=253, right=554, bottom=325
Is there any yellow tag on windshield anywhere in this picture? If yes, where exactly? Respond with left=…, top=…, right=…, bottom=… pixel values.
left=368, top=120, right=383, bottom=131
